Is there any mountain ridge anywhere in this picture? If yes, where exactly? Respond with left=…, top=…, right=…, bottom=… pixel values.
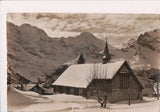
left=7, top=22, right=109, bottom=83
left=120, top=29, right=160, bottom=70
left=7, top=22, right=160, bottom=83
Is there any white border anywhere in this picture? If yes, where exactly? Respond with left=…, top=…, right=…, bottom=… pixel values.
left=1, top=1, right=160, bottom=13
left=1, top=1, right=160, bottom=112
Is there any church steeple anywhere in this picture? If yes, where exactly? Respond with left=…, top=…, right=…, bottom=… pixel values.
left=102, top=39, right=110, bottom=64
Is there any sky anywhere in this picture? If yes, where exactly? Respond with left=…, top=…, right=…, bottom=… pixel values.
left=7, top=13, right=160, bottom=47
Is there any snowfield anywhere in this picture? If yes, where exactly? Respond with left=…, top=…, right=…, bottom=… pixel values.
left=8, top=87, right=160, bottom=112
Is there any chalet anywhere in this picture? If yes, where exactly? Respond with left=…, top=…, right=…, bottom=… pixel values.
left=30, top=84, right=45, bottom=94
left=52, top=60, right=144, bottom=102
left=28, top=84, right=54, bottom=95
left=23, top=84, right=36, bottom=91
left=42, top=84, right=54, bottom=95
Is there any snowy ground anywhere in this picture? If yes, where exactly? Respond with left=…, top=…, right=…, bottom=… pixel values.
left=8, top=87, right=160, bottom=112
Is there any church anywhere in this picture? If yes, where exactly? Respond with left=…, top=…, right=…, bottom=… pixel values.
left=52, top=41, right=143, bottom=102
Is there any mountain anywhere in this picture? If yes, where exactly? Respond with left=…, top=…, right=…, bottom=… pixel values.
left=45, top=53, right=86, bottom=84
left=120, top=29, right=160, bottom=70
left=8, top=21, right=160, bottom=83
left=7, top=67, right=30, bottom=84
left=7, top=13, right=160, bottom=47
left=137, top=29, right=160, bottom=52
left=7, top=22, right=121, bottom=83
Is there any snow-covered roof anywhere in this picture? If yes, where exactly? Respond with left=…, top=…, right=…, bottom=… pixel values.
left=53, top=60, right=125, bottom=88
left=23, top=84, right=36, bottom=91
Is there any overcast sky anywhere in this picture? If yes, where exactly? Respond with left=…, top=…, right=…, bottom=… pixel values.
left=7, top=13, right=160, bottom=47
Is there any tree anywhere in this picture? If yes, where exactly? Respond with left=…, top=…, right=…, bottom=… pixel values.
left=87, top=63, right=112, bottom=108
left=128, top=89, right=134, bottom=105
left=156, top=74, right=160, bottom=100
left=149, top=73, right=160, bottom=100
left=7, top=74, right=12, bottom=84
left=77, top=52, right=85, bottom=64
left=94, top=89, right=112, bottom=108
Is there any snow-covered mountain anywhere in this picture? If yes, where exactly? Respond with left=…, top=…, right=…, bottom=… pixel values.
left=120, top=29, right=160, bottom=70
left=7, top=22, right=160, bottom=83
left=7, top=13, right=160, bottom=47
left=8, top=22, right=121, bottom=83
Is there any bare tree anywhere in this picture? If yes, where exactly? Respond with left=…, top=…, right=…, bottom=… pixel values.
left=87, top=63, right=112, bottom=108
left=98, top=90, right=112, bottom=108
left=150, top=73, right=160, bottom=100
left=128, top=89, right=134, bottom=105
left=156, top=74, right=159, bottom=100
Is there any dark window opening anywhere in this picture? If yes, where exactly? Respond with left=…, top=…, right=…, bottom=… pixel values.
left=120, top=73, right=129, bottom=89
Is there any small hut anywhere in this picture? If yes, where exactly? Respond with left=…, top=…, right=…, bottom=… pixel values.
left=30, top=84, right=45, bottom=95
left=23, top=84, right=36, bottom=91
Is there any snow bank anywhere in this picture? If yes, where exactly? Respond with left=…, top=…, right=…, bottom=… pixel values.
left=44, top=94, right=95, bottom=103
left=8, top=89, right=160, bottom=112
left=17, top=94, right=98, bottom=112
left=7, top=86, right=33, bottom=106
left=8, top=86, right=53, bottom=111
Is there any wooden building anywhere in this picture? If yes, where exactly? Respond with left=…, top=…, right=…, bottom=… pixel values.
left=29, top=84, right=54, bottom=95
left=23, top=84, right=36, bottom=91
left=53, top=60, right=143, bottom=103
left=30, top=84, right=45, bottom=95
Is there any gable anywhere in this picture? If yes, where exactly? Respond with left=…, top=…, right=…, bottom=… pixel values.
left=119, top=65, right=129, bottom=73
left=112, top=63, right=130, bottom=80
left=123, top=62, right=144, bottom=89
left=112, top=62, right=144, bottom=89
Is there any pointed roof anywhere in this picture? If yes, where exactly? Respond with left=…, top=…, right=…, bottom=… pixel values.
left=53, top=60, right=125, bottom=88
left=104, top=41, right=110, bottom=57
left=30, top=84, right=45, bottom=91
left=103, top=40, right=110, bottom=63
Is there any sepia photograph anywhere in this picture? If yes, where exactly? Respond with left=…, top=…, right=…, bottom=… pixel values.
left=6, top=12, right=160, bottom=112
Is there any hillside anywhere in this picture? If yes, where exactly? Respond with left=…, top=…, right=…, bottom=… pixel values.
left=121, top=29, right=160, bottom=70
left=7, top=22, right=160, bottom=83
left=7, top=22, right=122, bottom=83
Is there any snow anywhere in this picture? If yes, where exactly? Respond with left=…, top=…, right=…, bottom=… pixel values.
left=7, top=86, right=53, bottom=111
left=53, top=60, right=125, bottom=88
left=7, top=86, right=33, bottom=111
left=52, top=31, right=80, bottom=38
left=23, top=84, right=36, bottom=91
left=8, top=88, right=160, bottom=112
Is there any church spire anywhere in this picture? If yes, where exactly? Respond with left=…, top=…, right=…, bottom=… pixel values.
left=102, top=38, right=110, bottom=64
